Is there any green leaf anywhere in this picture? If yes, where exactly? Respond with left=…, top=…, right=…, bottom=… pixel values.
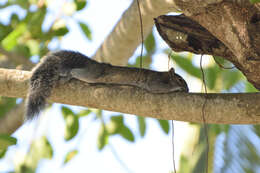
left=110, top=115, right=123, bottom=124
left=213, top=56, right=225, bottom=64
left=11, top=13, right=20, bottom=26
left=31, top=136, right=53, bottom=159
left=75, top=0, right=87, bottom=11
left=0, top=97, right=17, bottom=118
left=157, top=119, right=170, bottom=134
left=22, top=136, right=53, bottom=171
left=62, top=106, right=79, bottom=141
left=137, top=117, right=146, bottom=137
left=64, top=114, right=79, bottom=141
left=78, top=22, right=92, bottom=40
left=144, top=32, right=155, bottom=54
left=204, top=66, right=220, bottom=90
left=78, top=109, right=92, bottom=117
left=253, top=125, right=260, bottom=137
left=171, top=54, right=201, bottom=79
left=128, top=55, right=152, bottom=69
left=64, top=150, right=78, bottom=164
left=26, top=7, right=47, bottom=36
left=62, top=106, right=75, bottom=118
left=106, top=115, right=124, bottom=135
left=0, top=134, right=17, bottom=150
left=222, top=70, right=242, bottom=90
left=119, top=125, right=135, bottom=142
left=53, top=27, right=69, bottom=36
left=0, top=149, right=7, bottom=158
left=1, top=23, right=26, bottom=51
left=13, top=0, right=30, bottom=9
left=0, top=23, right=12, bottom=41
left=245, top=82, right=258, bottom=92
left=98, top=125, right=108, bottom=150
left=210, top=124, right=230, bottom=135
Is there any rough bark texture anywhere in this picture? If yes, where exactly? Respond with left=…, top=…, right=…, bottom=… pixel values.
left=1, top=68, right=260, bottom=124
left=156, top=0, right=260, bottom=89
left=155, top=15, right=234, bottom=59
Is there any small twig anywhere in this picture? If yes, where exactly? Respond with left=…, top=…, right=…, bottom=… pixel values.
left=200, top=55, right=209, bottom=173
left=168, top=51, right=177, bottom=173
left=109, top=143, right=133, bottom=173
left=136, top=0, right=144, bottom=69
left=171, top=120, right=177, bottom=173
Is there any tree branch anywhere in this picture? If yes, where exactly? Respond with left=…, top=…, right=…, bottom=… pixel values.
left=93, top=0, right=180, bottom=65
left=1, top=68, right=260, bottom=124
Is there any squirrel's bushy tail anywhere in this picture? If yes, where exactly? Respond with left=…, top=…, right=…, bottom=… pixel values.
left=25, top=54, right=61, bottom=120
left=25, top=51, right=91, bottom=120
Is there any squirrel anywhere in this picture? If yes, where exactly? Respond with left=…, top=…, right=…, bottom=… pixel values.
left=26, top=50, right=188, bottom=120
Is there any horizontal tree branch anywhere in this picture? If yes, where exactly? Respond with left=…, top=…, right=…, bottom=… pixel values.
left=1, top=68, right=260, bottom=124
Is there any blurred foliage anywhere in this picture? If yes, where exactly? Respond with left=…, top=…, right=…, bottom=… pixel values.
left=17, top=136, right=53, bottom=172
left=0, top=97, right=16, bottom=118
left=0, top=0, right=259, bottom=173
left=0, top=134, right=17, bottom=159
left=128, top=32, right=155, bottom=68
left=62, top=106, right=80, bottom=141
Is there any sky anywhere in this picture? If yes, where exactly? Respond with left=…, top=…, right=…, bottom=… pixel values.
left=0, top=0, right=202, bottom=173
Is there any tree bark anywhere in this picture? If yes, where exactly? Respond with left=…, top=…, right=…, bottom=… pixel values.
left=159, top=0, right=260, bottom=89
left=1, top=68, right=260, bottom=124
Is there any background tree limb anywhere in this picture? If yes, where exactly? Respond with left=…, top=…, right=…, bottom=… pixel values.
left=93, top=0, right=179, bottom=65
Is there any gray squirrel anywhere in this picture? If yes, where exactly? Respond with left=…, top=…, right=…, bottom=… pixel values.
left=26, top=50, right=188, bottom=119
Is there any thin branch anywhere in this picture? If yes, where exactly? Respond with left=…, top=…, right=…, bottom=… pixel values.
left=0, top=47, right=34, bottom=70
left=0, top=102, right=25, bottom=134
left=1, top=68, right=260, bottom=124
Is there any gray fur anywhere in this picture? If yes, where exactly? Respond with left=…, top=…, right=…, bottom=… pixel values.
left=26, top=50, right=189, bottom=120
left=26, top=51, right=93, bottom=119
